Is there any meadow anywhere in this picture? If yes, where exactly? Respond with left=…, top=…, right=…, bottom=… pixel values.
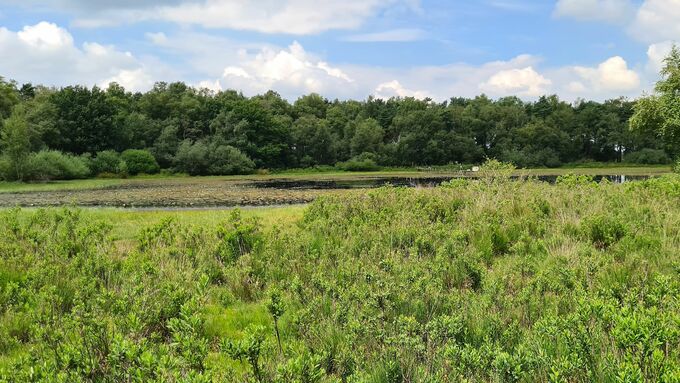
left=0, top=169, right=679, bottom=382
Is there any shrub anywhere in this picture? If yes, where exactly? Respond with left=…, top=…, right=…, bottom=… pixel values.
left=91, top=150, right=121, bottom=174
left=174, top=140, right=210, bottom=176
left=24, top=150, right=91, bottom=180
left=477, top=158, right=515, bottom=182
left=674, top=158, right=680, bottom=174
left=335, top=152, right=381, bottom=172
left=555, top=173, right=597, bottom=187
left=208, top=145, right=255, bottom=175
left=584, top=215, right=626, bottom=249
left=120, top=149, right=159, bottom=175
left=175, top=140, right=255, bottom=176
left=623, top=148, right=671, bottom=164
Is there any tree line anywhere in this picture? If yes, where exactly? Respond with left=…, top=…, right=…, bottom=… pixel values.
left=1, top=48, right=678, bottom=180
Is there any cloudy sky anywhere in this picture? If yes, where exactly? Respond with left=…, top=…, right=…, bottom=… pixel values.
left=0, top=0, right=678, bottom=101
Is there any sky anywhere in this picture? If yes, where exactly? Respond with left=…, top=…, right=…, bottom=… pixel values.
left=0, top=0, right=678, bottom=101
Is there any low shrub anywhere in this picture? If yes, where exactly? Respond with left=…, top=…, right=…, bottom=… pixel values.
left=23, top=150, right=91, bottom=180
left=623, top=148, right=671, bottom=164
left=335, top=152, right=381, bottom=172
left=584, top=215, right=626, bottom=249
left=174, top=140, right=255, bottom=176
left=91, top=150, right=121, bottom=174
left=120, top=149, right=159, bottom=175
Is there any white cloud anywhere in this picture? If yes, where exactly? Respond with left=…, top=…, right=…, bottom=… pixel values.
left=100, top=69, right=154, bottom=91
left=344, top=28, right=426, bottom=42
left=629, top=0, right=680, bottom=43
left=647, top=40, right=676, bottom=72
left=0, top=23, right=651, bottom=102
left=0, top=22, right=158, bottom=91
left=68, top=0, right=419, bottom=35
left=480, top=66, right=552, bottom=96
left=374, top=80, right=429, bottom=99
left=213, top=41, right=356, bottom=98
left=16, top=21, right=74, bottom=49
left=554, top=0, right=635, bottom=24
left=197, top=79, right=223, bottom=92
left=571, top=56, right=640, bottom=91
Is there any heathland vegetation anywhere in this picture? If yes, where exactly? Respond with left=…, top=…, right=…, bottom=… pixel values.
left=1, top=47, right=680, bottom=181
left=1, top=171, right=679, bottom=382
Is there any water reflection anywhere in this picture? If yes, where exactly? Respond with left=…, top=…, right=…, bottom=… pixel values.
left=252, top=175, right=651, bottom=190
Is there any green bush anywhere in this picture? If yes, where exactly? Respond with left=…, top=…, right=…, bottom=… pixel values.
left=174, top=140, right=255, bottom=176
left=120, top=149, right=159, bottom=175
left=91, top=150, right=121, bottom=174
left=335, top=152, right=381, bottom=172
left=623, top=148, right=671, bottom=164
left=23, top=150, right=91, bottom=180
left=584, top=215, right=626, bottom=249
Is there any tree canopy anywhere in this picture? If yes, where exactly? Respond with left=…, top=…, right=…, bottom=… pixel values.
left=1, top=60, right=678, bottom=180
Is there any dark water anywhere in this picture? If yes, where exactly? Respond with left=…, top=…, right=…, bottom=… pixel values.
left=252, top=175, right=651, bottom=190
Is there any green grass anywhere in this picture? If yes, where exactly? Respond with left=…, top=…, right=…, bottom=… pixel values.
left=11, top=205, right=305, bottom=241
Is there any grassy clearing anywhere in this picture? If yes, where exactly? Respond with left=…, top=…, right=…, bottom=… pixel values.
left=1, top=175, right=679, bottom=381
left=8, top=205, right=305, bottom=241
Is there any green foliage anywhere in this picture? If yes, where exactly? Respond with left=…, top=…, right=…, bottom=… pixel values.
left=224, top=325, right=267, bottom=382
left=335, top=152, right=381, bottom=172
left=0, top=105, right=31, bottom=181
left=0, top=71, right=672, bottom=181
left=2, top=178, right=680, bottom=381
left=0, top=77, right=19, bottom=120
left=91, top=150, right=121, bottom=175
left=120, top=149, right=159, bottom=175
left=623, top=148, right=671, bottom=164
left=555, top=173, right=597, bottom=187
left=24, top=150, right=91, bottom=180
left=215, top=210, right=262, bottom=264
left=174, top=139, right=255, bottom=176
left=584, top=215, right=627, bottom=249
left=631, top=45, right=680, bottom=157
left=478, top=158, right=516, bottom=182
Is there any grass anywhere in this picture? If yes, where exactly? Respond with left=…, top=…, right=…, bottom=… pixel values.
left=12, top=204, right=305, bottom=241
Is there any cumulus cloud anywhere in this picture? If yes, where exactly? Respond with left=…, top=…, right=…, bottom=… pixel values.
left=629, top=0, right=680, bottom=43
left=374, top=80, right=429, bottom=99
left=554, top=0, right=635, bottom=24
left=480, top=66, right=552, bottom=97
left=210, top=42, right=356, bottom=98
left=647, top=40, right=676, bottom=72
left=0, top=23, right=650, bottom=102
left=0, top=22, right=157, bottom=91
left=571, top=56, right=640, bottom=92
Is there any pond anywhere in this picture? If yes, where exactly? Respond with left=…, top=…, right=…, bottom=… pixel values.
left=0, top=174, right=653, bottom=209
left=251, top=175, right=652, bottom=190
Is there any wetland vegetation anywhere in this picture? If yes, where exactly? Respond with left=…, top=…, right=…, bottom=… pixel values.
left=1, top=172, right=680, bottom=382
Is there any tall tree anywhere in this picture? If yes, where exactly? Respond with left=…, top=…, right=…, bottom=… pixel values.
left=1, top=105, right=31, bottom=180
left=630, top=45, right=680, bottom=158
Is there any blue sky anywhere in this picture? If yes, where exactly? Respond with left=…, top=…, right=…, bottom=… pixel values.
left=0, top=0, right=678, bottom=101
